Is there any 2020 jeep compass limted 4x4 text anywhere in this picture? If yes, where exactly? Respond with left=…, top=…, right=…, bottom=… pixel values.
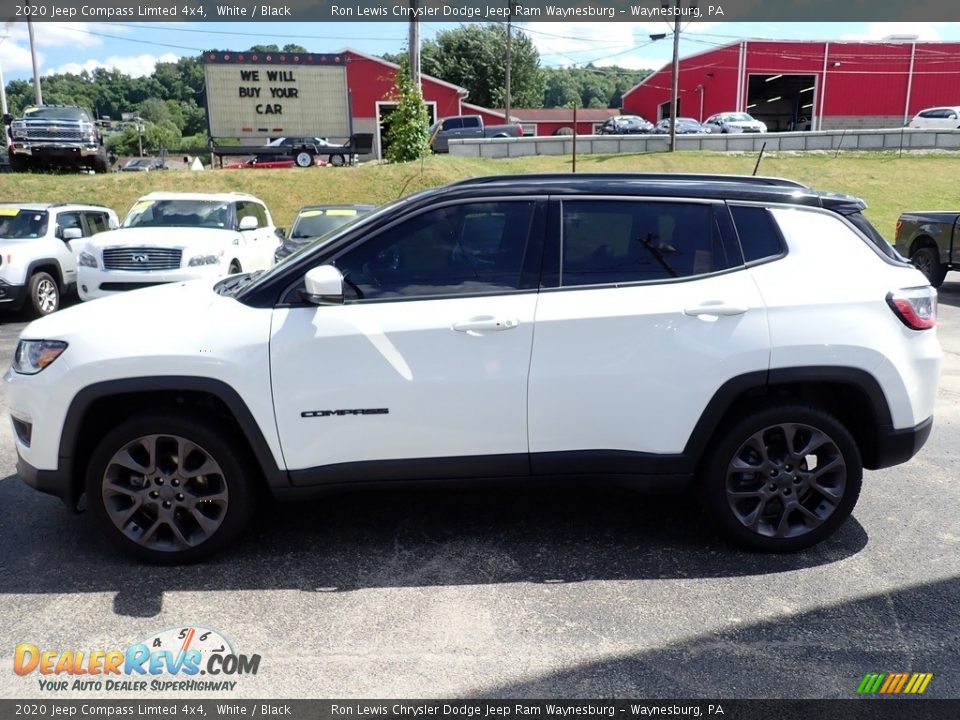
left=7, top=174, right=940, bottom=562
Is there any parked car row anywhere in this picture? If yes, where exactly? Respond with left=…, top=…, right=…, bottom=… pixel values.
left=0, top=193, right=375, bottom=317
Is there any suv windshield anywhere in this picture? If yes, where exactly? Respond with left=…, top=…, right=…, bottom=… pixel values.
left=124, top=199, right=233, bottom=229
left=23, top=107, right=91, bottom=122
left=0, top=209, right=49, bottom=239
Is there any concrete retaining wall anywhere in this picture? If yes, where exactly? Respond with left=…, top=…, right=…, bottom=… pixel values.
left=448, top=128, right=960, bottom=158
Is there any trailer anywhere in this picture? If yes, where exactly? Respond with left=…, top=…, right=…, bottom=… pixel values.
left=210, top=134, right=373, bottom=168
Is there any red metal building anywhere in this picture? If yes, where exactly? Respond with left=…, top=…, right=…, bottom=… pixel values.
left=622, top=39, right=960, bottom=132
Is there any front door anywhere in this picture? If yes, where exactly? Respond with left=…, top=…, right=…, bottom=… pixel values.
left=270, top=199, right=545, bottom=481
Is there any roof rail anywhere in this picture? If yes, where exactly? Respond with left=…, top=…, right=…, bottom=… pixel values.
left=448, top=173, right=810, bottom=189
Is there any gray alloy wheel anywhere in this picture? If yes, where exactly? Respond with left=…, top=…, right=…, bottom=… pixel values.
left=100, top=434, right=229, bottom=553
left=724, top=423, right=846, bottom=540
left=700, top=404, right=862, bottom=552
left=29, top=272, right=59, bottom=316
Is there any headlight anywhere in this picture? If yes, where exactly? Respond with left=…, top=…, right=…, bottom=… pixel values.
left=187, top=254, right=221, bottom=267
left=13, top=340, right=68, bottom=375
left=78, top=251, right=98, bottom=269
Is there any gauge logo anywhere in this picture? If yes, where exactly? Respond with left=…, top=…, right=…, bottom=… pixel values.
left=13, top=626, right=260, bottom=693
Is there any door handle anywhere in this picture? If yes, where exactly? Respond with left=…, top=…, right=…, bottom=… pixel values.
left=683, top=303, right=748, bottom=317
left=452, top=316, right=520, bottom=332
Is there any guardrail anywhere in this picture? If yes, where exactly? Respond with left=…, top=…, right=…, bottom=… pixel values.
left=448, top=127, right=960, bottom=158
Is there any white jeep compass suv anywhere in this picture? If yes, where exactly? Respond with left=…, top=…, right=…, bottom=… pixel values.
left=77, top=191, right=280, bottom=301
left=7, top=174, right=940, bottom=563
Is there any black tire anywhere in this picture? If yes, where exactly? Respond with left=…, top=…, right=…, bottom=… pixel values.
left=9, top=153, right=29, bottom=172
left=330, top=153, right=345, bottom=167
left=27, top=271, right=60, bottom=316
left=294, top=150, right=314, bottom=168
left=92, top=150, right=110, bottom=174
left=910, top=246, right=947, bottom=288
left=85, top=411, right=256, bottom=564
left=699, top=404, right=862, bottom=552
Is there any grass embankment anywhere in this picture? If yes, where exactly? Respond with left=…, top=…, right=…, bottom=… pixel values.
left=0, top=152, right=956, bottom=240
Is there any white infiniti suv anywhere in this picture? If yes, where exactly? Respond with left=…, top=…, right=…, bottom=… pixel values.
left=78, top=192, right=280, bottom=301
left=8, top=174, right=941, bottom=563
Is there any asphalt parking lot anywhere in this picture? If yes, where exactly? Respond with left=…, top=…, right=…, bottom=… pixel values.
left=0, top=282, right=958, bottom=700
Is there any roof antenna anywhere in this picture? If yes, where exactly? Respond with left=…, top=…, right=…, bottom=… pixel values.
left=752, top=141, right=767, bottom=176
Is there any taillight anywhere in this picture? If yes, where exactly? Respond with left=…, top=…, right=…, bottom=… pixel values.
left=887, top=287, right=937, bottom=330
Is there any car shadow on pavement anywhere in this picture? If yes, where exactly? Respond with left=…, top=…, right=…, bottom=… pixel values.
left=0, top=476, right=868, bottom=617
left=937, top=278, right=960, bottom=308
left=472, top=574, right=960, bottom=698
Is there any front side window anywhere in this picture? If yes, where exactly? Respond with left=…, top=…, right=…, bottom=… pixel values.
left=560, top=200, right=735, bottom=287
left=332, top=202, right=534, bottom=300
left=56, top=212, right=84, bottom=236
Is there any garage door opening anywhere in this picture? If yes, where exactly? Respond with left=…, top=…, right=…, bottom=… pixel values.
left=746, top=74, right=816, bottom=132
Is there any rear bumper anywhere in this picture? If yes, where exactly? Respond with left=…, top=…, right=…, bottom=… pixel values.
left=872, top=416, right=933, bottom=470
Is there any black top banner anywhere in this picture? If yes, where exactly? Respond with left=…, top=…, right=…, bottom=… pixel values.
left=12, top=0, right=960, bottom=22
left=3, top=699, right=960, bottom=720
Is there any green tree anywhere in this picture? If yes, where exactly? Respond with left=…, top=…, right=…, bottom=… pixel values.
left=384, top=66, right=429, bottom=163
left=421, top=24, right=544, bottom=109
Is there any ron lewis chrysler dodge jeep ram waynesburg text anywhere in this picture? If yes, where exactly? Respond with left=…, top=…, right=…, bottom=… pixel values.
left=7, top=174, right=941, bottom=563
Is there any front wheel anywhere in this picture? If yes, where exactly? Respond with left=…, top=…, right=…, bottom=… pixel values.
left=911, top=246, right=947, bottom=288
left=28, top=271, right=60, bottom=316
left=294, top=151, right=314, bottom=168
left=86, top=412, right=256, bottom=563
left=699, top=404, right=862, bottom=552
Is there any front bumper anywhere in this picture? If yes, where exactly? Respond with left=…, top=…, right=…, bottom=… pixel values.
left=0, top=280, right=27, bottom=308
left=872, top=416, right=934, bottom=470
left=78, top=267, right=219, bottom=300
left=17, top=452, right=80, bottom=511
left=11, top=142, right=101, bottom=158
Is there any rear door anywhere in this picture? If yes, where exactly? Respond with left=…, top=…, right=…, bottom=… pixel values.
left=527, top=197, right=770, bottom=474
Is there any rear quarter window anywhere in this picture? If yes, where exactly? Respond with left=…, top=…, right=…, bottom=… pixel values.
left=729, top=205, right=784, bottom=263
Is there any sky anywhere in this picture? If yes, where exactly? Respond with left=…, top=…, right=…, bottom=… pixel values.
left=1, top=21, right=959, bottom=81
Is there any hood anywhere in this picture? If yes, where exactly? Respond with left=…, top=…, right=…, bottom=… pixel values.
left=85, top=226, right=239, bottom=252
left=21, top=279, right=221, bottom=344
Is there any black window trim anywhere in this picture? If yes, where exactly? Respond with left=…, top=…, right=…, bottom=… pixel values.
left=547, top=195, right=744, bottom=292
left=275, top=196, right=549, bottom=307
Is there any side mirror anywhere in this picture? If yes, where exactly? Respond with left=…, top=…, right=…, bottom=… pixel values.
left=302, top=265, right=344, bottom=305
left=238, top=215, right=258, bottom=231
left=275, top=227, right=286, bottom=240
left=62, top=227, right=83, bottom=240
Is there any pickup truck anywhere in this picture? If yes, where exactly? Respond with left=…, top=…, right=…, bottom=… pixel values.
left=7, top=105, right=110, bottom=173
left=429, top=115, right=524, bottom=153
left=895, top=211, right=960, bottom=287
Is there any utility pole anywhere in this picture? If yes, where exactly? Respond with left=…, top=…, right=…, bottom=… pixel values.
left=26, top=9, right=43, bottom=105
left=669, top=4, right=680, bottom=152
left=505, top=3, right=513, bottom=121
left=408, top=14, right=421, bottom=90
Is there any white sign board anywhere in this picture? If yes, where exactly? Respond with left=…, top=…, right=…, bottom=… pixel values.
left=204, top=59, right=350, bottom=139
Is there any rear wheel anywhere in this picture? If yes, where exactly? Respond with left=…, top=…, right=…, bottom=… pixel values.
left=330, top=154, right=345, bottom=167
left=28, top=271, right=60, bottom=316
left=699, top=404, right=862, bottom=552
left=911, top=246, right=947, bottom=288
left=85, top=412, right=256, bottom=564
left=294, top=151, right=314, bottom=168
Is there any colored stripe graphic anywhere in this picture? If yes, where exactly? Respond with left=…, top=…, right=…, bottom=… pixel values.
left=857, top=672, right=933, bottom=694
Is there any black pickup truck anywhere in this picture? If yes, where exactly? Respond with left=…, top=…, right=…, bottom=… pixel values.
left=895, top=211, right=960, bottom=287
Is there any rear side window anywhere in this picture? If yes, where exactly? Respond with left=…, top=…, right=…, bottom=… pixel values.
left=559, top=200, right=735, bottom=287
left=729, top=205, right=784, bottom=263
left=845, top=211, right=902, bottom=261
